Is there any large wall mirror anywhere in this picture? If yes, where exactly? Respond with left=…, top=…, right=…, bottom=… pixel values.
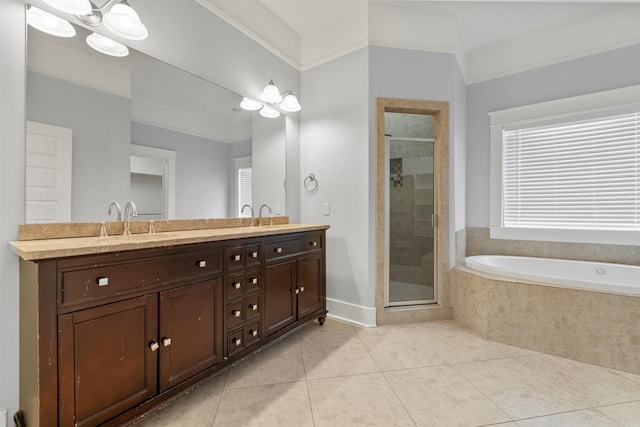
left=25, top=16, right=286, bottom=223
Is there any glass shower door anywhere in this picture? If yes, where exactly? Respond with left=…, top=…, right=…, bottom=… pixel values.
left=386, top=136, right=435, bottom=306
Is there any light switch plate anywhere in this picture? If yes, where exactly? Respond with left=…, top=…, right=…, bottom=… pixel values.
left=323, top=202, right=330, bottom=216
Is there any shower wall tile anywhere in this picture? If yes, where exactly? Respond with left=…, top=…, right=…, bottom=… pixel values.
left=561, top=290, right=640, bottom=375
left=487, top=281, right=563, bottom=356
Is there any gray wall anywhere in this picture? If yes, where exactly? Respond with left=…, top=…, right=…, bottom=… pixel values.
left=0, top=0, right=25, bottom=420
left=27, top=72, right=131, bottom=221
left=131, top=122, right=232, bottom=219
left=466, top=44, right=640, bottom=228
left=301, top=47, right=371, bottom=309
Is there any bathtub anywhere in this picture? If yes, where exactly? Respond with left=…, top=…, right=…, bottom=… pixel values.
left=454, top=255, right=640, bottom=375
left=465, top=255, right=640, bottom=297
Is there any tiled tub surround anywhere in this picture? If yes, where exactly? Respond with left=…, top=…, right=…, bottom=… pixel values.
left=453, top=266, right=640, bottom=375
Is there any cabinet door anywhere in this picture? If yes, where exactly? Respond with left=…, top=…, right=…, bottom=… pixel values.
left=264, top=260, right=296, bottom=335
left=58, top=295, right=158, bottom=427
left=297, top=254, right=324, bottom=319
left=159, top=279, right=223, bottom=392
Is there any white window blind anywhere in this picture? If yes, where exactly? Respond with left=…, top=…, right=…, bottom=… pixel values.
left=502, top=112, right=639, bottom=231
left=238, top=166, right=252, bottom=217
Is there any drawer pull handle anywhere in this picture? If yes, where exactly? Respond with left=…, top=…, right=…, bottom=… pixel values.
left=251, top=278, right=258, bottom=285
left=197, top=260, right=207, bottom=268
left=234, top=282, right=242, bottom=290
left=275, top=247, right=282, bottom=254
left=310, top=241, right=317, bottom=247
left=233, top=310, right=241, bottom=317
left=149, top=342, right=159, bottom=352
left=251, top=251, right=258, bottom=258
left=250, top=304, right=258, bottom=311
left=234, top=254, right=241, bottom=262
left=97, top=277, right=109, bottom=286
left=233, top=338, right=242, bottom=346
left=162, top=338, right=172, bottom=347
left=250, top=329, right=258, bottom=337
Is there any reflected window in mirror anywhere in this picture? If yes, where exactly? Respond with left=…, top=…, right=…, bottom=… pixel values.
left=236, top=156, right=252, bottom=217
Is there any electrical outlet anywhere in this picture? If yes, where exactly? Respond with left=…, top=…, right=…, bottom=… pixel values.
left=275, top=203, right=281, bottom=215
left=323, top=202, right=330, bottom=216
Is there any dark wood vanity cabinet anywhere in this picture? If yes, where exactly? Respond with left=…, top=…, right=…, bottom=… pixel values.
left=264, top=233, right=326, bottom=336
left=20, top=228, right=326, bottom=427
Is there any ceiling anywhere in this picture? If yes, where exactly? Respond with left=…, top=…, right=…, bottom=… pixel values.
left=258, top=0, right=610, bottom=52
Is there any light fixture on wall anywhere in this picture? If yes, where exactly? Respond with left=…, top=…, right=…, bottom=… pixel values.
left=240, top=79, right=302, bottom=118
left=30, top=0, right=148, bottom=57
left=27, top=6, right=76, bottom=37
left=86, top=31, right=129, bottom=57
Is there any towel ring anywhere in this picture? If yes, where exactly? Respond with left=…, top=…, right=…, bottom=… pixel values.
left=304, top=173, right=318, bottom=193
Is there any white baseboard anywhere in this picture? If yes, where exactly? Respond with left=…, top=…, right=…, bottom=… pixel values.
left=326, top=298, right=377, bottom=327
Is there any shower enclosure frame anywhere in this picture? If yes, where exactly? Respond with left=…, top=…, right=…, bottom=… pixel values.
left=375, top=98, right=452, bottom=323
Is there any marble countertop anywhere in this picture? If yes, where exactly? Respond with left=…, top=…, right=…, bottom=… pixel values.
left=10, top=223, right=329, bottom=261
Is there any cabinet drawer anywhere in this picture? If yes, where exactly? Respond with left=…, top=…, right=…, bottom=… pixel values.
left=225, top=246, right=245, bottom=272
left=227, top=328, right=244, bottom=356
left=245, top=295, right=262, bottom=322
left=226, top=273, right=245, bottom=300
left=227, top=301, right=245, bottom=329
left=60, top=249, right=223, bottom=308
left=264, top=234, right=323, bottom=262
left=245, top=321, right=261, bottom=347
left=245, top=269, right=262, bottom=294
left=246, top=244, right=261, bottom=267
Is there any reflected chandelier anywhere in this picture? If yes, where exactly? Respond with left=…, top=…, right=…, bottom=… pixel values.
left=240, top=79, right=302, bottom=118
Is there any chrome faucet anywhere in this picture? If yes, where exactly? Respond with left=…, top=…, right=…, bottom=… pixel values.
left=241, top=204, right=254, bottom=226
left=123, top=201, right=138, bottom=235
left=107, top=201, right=122, bottom=221
left=258, top=203, right=272, bottom=226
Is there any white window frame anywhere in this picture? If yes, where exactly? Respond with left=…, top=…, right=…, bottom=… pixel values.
left=235, top=156, right=252, bottom=217
left=489, top=84, right=640, bottom=246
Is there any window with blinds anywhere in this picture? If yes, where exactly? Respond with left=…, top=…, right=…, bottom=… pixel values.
left=238, top=166, right=252, bottom=217
left=502, top=112, right=639, bottom=232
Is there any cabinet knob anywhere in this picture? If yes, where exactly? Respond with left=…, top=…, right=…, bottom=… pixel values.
left=251, top=251, right=258, bottom=258
left=234, top=282, right=241, bottom=290
left=233, top=338, right=242, bottom=346
left=162, top=338, right=172, bottom=347
left=97, top=277, right=109, bottom=286
left=251, top=278, right=258, bottom=285
left=197, top=260, right=206, bottom=268
left=149, top=342, right=159, bottom=352
left=250, top=329, right=258, bottom=337
left=275, top=247, right=282, bottom=254
left=233, top=310, right=241, bottom=317
left=300, top=286, right=305, bottom=293
left=234, top=254, right=241, bottom=262
left=250, top=303, right=258, bottom=311
left=310, top=241, right=317, bottom=247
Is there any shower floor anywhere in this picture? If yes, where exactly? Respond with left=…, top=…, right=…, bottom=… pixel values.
left=389, top=280, right=434, bottom=304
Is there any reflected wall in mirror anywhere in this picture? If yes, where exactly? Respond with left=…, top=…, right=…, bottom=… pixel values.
left=25, top=19, right=286, bottom=223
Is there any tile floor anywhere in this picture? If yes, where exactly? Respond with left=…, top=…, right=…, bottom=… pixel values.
left=130, top=318, right=640, bottom=426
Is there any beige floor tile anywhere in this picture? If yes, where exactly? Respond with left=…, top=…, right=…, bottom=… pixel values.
left=429, top=331, right=533, bottom=364
left=296, top=316, right=357, bottom=343
left=515, top=408, right=620, bottom=427
left=453, top=358, right=588, bottom=419
left=517, top=353, right=640, bottom=406
left=301, top=334, right=380, bottom=380
left=132, top=370, right=227, bottom=427
left=596, top=401, right=640, bottom=426
left=307, top=373, right=414, bottom=427
left=358, top=329, right=446, bottom=371
left=384, top=365, right=511, bottom=427
left=224, top=334, right=305, bottom=390
left=213, top=381, right=313, bottom=427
